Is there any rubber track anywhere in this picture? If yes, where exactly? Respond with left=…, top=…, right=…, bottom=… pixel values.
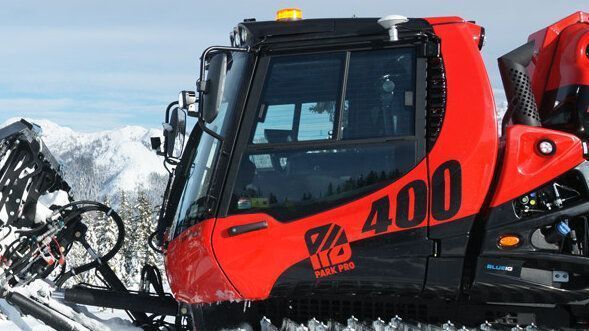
left=255, top=316, right=550, bottom=331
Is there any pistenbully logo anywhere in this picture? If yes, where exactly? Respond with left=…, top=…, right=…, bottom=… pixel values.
left=304, top=223, right=355, bottom=279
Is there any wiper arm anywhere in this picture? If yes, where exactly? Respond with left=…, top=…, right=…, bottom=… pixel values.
left=198, top=120, right=224, bottom=142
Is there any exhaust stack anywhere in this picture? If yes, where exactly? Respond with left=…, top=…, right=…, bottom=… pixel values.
left=498, top=41, right=541, bottom=131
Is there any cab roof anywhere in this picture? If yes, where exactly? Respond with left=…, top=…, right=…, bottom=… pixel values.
left=238, top=18, right=433, bottom=47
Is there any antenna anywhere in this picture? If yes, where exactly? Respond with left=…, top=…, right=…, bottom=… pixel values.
left=378, top=15, right=409, bottom=41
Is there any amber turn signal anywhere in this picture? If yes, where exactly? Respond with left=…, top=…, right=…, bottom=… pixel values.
left=498, top=235, right=521, bottom=248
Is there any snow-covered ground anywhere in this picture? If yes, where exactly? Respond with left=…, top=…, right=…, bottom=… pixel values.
left=0, top=307, right=139, bottom=331
left=0, top=281, right=140, bottom=331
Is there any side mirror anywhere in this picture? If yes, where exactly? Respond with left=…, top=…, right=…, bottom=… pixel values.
left=202, top=53, right=228, bottom=123
left=163, top=107, right=187, bottom=159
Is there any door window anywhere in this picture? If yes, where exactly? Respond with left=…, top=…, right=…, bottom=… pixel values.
left=251, top=53, right=344, bottom=144
left=230, top=47, right=420, bottom=220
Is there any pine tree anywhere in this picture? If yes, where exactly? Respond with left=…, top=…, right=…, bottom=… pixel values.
left=134, top=190, right=165, bottom=284
left=98, top=195, right=124, bottom=282
left=119, top=191, right=140, bottom=287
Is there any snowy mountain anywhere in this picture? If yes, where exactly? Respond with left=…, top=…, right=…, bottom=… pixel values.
left=1, top=118, right=168, bottom=203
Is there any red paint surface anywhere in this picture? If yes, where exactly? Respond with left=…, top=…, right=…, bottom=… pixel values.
left=211, top=161, right=431, bottom=300
left=528, top=11, right=589, bottom=106
left=166, top=17, right=501, bottom=304
left=491, top=125, right=584, bottom=207
left=165, top=14, right=587, bottom=305
left=165, top=219, right=241, bottom=303
left=426, top=18, right=498, bottom=227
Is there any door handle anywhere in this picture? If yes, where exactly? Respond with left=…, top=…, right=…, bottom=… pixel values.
left=228, top=221, right=268, bottom=237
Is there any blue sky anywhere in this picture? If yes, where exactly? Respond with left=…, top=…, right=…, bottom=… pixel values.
left=0, top=1, right=586, bottom=131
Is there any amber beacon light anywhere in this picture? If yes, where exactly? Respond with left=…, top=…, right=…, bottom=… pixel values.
left=276, top=8, right=303, bottom=21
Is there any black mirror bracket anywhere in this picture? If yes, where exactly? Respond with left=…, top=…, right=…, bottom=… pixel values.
left=197, top=46, right=251, bottom=121
left=179, top=91, right=199, bottom=117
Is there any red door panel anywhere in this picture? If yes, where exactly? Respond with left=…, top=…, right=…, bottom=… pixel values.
left=211, top=161, right=430, bottom=300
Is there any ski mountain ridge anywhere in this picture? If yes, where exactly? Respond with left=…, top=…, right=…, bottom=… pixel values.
left=2, top=118, right=167, bottom=202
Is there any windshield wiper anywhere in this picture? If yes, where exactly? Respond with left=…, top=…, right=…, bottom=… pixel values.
left=198, top=120, right=224, bottom=142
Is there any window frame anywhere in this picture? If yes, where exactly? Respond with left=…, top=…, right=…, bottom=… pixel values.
left=218, top=43, right=427, bottom=219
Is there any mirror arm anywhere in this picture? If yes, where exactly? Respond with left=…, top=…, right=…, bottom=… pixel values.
left=198, top=46, right=250, bottom=85
left=197, top=45, right=251, bottom=115
left=165, top=101, right=180, bottom=125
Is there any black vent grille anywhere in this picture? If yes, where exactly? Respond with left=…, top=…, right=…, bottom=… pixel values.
left=426, top=56, right=447, bottom=151
left=508, top=67, right=541, bottom=124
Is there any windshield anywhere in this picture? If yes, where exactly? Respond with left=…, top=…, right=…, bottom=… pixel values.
left=171, top=51, right=250, bottom=237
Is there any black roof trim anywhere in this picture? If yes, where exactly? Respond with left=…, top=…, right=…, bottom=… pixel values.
left=239, top=18, right=433, bottom=47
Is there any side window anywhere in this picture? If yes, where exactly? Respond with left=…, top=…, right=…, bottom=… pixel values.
left=250, top=53, right=344, bottom=144
left=252, top=104, right=295, bottom=144
left=233, top=143, right=417, bottom=220
left=230, top=48, right=421, bottom=221
left=298, top=102, right=335, bottom=141
left=343, top=48, right=415, bottom=140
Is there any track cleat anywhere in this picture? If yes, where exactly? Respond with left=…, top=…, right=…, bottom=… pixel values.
left=280, top=318, right=308, bottom=331
left=261, top=317, right=279, bottom=331
left=386, top=316, right=404, bottom=330
left=442, top=321, right=456, bottom=331
left=345, top=315, right=374, bottom=331
left=327, top=320, right=347, bottom=331
left=373, top=318, right=386, bottom=331
left=308, top=318, right=328, bottom=331
left=479, top=321, right=493, bottom=331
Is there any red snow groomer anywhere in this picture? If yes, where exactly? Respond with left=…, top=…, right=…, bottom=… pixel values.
left=153, top=9, right=589, bottom=330
left=1, top=8, right=589, bottom=331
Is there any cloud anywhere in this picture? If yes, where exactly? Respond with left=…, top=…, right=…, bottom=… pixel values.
left=0, top=0, right=585, bottom=131
left=0, top=97, right=164, bottom=131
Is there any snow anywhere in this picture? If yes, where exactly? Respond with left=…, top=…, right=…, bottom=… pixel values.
left=1, top=118, right=167, bottom=201
left=0, top=119, right=169, bottom=330
left=0, top=307, right=141, bottom=331
left=0, top=281, right=141, bottom=331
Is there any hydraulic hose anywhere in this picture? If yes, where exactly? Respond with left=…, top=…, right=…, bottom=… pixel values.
left=55, top=202, right=125, bottom=288
left=58, top=287, right=178, bottom=316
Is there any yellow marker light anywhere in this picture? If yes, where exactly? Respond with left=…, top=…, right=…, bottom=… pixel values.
left=276, top=8, right=303, bottom=21
left=498, top=235, right=521, bottom=249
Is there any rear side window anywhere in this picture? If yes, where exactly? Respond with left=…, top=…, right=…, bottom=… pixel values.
left=230, top=47, right=420, bottom=221
left=343, top=48, right=415, bottom=139
left=251, top=53, right=344, bottom=144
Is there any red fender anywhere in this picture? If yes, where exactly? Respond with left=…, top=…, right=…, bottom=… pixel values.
left=491, top=125, right=585, bottom=207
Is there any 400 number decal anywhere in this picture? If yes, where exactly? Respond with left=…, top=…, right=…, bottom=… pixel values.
left=362, top=160, right=462, bottom=234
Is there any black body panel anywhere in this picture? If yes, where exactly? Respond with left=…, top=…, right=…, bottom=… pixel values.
left=270, top=228, right=432, bottom=298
